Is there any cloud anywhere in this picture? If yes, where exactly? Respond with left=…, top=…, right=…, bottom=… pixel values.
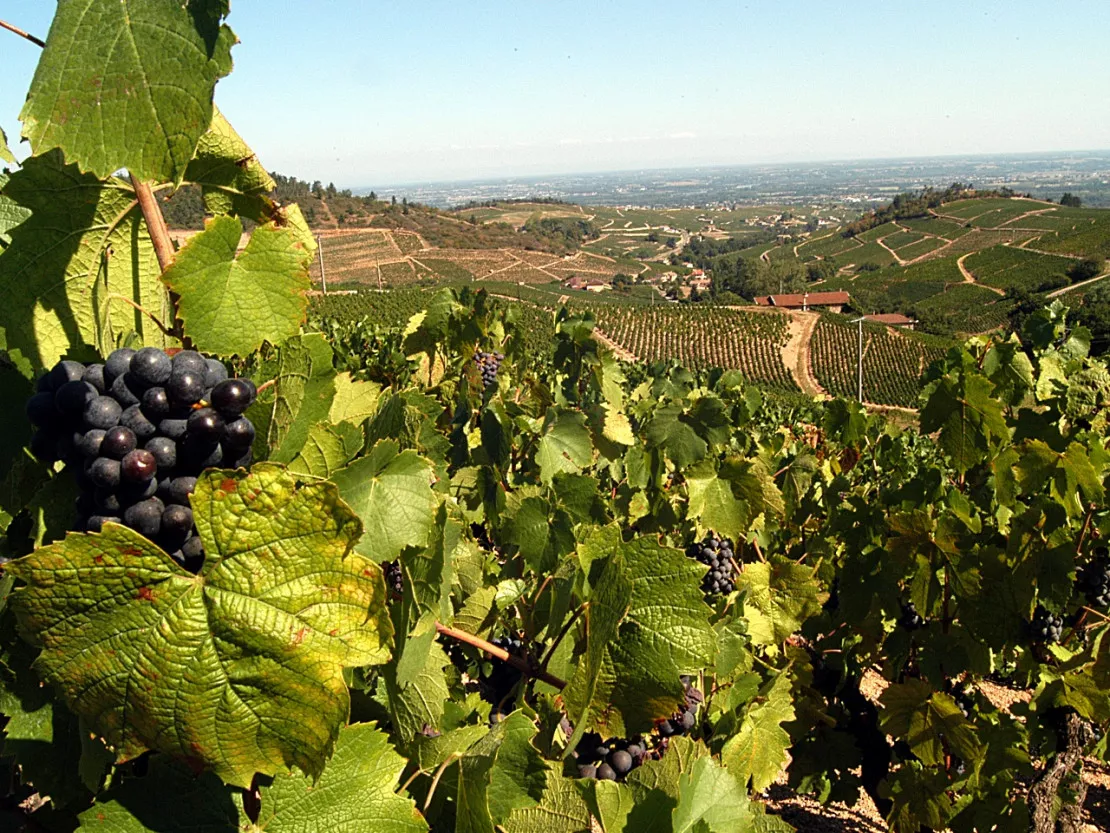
left=668, top=131, right=697, bottom=140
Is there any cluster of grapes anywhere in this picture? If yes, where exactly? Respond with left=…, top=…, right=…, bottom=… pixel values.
left=383, top=560, right=404, bottom=602
left=25, top=349, right=256, bottom=572
left=944, top=679, right=976, bottom=719
left=899, top=601, right=928, bottom=631
left=473, top=351, right=504, bottom=389
left=1030, top=605, right=1065, bottom=644
left=478, top=634, right=526, bottom=711
left=575, top=732, right=649, bottom=781
left=1078, top=547, right=1110, bottom=609
left=658, top=677, right=703, bottom=737
left=685, top=533, right=735, bottom=596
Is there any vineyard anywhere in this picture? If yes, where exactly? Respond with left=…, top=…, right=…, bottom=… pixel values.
left=2, top=7, right=1110, bottom=833
left=811, top=315, right=951, bottom=406
left=583, top=306, right=795, bottom=387
left=965, top=245, right=1076, bottom=293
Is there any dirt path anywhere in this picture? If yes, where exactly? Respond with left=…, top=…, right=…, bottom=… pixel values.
left=875, top=234, right=905, bottom=266
left=1048, top=270, right=1110, bottom=298
left=956, top=252, right=1007, bottom=296
left=782, top=312, right=827, bottom=397
left=593, top=328, right=638, bottom=362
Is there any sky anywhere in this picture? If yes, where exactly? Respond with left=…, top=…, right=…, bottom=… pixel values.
left=1, top=1, right=1109, bottom=189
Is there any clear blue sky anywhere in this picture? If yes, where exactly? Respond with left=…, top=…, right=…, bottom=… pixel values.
left=2, top=1, right=1108, bottom=189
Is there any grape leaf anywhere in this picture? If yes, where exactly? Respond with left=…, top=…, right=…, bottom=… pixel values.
left=331, top=439, right=438, bottom=563
left=0, top=126, right=13, bottom=164
left=377, top=642, right=450, bottom=744
left=720, top=672, right=795, bottom=792
left=161, top=215, right=312, bottom=357
left=288, top=420, right=363, bottom=477
left=456, top=712, right=548, bottom=833
left=645, top=403, right=708, bottom=468
left=672, top=756, right=783, bottom=833
left=535, top=408, right=594, bottom=484
left=920, top=371, right=1009, bottom=473
left=8, top=465, right=392, bottom=787
left=0, top=152, right=168, bottom=375
left=879, top=678, right=983, bottom=768
left=248, top=333, right=337, bottom=463
left=563, top=527, right=716, bottom=737
left=21, top=0, right=235, bottom=185
left=329, top=371, right=383, bottom=426
left=0, top=171, right=31, bottom=249
left=501, top=771, right=591, bottom=833
left=255, top=723, right=428, bottom=833
left=184, top=107, right=278, bottom=219
left=76, top=755, right=242, bottom=832
left=734, top=558, right=824, bottom=648
left=685, top=456, right=783, bottom=541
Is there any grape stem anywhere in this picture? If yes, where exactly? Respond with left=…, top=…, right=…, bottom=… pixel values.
left=0, top=18, right=45, bottom=47
left=422, top=753, right=462, bottom=814
left=434, top=621, right=567, bottom=690
left=539, top=603, right=586, bottom=673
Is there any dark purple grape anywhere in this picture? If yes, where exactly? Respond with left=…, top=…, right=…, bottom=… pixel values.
left=26, top=392, right=57, bottom=428
left=577, top=764, right=597, bottom=779
left=121, top=449, right=157, bottom=483
left=129, top=347, right=171, bottom=387
left=677, top=709, right=696, bottom=731
left=118, top=477, right=158, bottom=503
left=83, top=395, right=123, bottom=430
left=180, top=535, right=205, bottom=572
left=120, top=404, right=157, bottom=441
left=101, top=426, right=137, bottom=460
left=55, top=380, right=98, bottom=420
left=180, top=438, right=223, bottom=472
left=104, top=349, right=136, bottom=385
left=209, top=379, right=255, bottom=416
left=657, top=719, right=675, bottom=737
left=88, top=457, right=121, bottom=489
left=229, top=448, right=252, bottom=469
left=123, top=497, right=164, bottom=538
left=167, top=370, right=206, bottom=407
left=48, top=360, right=86, bottom=390
left=109, top=373, right=141, bottom=407
left=161, top=504, right=193, bottom=535
left=187, top=408, right=224, bottom=442
left=93, top=488, right=122, bottom=513
left=204, top=358, right=228, bottom=388
left=596, top=763, right=617, bottom=781
left=82, top=364, right=106, bottom=394
left=223, top=417, right=255, bottom=449
left=170, top=350, right=207, bottom=376
left=35, top=372, right=53, bottom=393
left=609, top=750, right=633, bottom=775
left=140, top=387, right=170, bottom=420
left=158, top=417, right=188, bottom=441
left=165, top=476, right=197, bottom=506
left=144, top=437, right=176, bottom=472
left=78, top=429, right=107, bottom=459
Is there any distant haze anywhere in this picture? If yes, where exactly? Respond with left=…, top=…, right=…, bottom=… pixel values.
left=1, top=2, right=1108, bottom=188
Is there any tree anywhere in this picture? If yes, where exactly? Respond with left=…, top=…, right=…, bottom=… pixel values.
left=1068, top=258, right=1103, bottom=283
left=1060, top=192, right=1082, bottom=208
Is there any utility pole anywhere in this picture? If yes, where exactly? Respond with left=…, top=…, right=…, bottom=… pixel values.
left=316, top=235, right=327, bottom=295
left=849, top=316, right=865, bottom=402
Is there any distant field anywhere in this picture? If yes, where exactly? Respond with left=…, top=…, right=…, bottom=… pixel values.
left=899, top=216, right=974, bottom=239
left=912, top=284, right=1014, bottom=334
left=882, top=230, right=925, bottom=250
left=796, top=233, right=861, bottom=260
left=896, top=236, right=950, bottom=260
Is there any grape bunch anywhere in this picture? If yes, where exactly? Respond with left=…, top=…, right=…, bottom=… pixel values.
left=478, top=634, right=526, bottom=709
left=685, top=533, right=735, bottom=596
left=899, top=601, right=927, bottom=631
left=1078, top=547, right=1110, bottom=608
left=1030, top=605, right=1065, bottom=644
left=473, top=351, right=504, bottom=390
left=575, top=732, right=649, bottom=781
left=383, top=560, right=404, bottom=601
left=944, top=679, right=975, bottom=719
left=25, top=348, right=257, bottom=573
left=657, top=677, right=703, bottom=738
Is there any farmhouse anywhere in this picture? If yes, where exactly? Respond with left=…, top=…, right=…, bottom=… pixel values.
left=564, top=276, right=611, bottom=292
left=754, top=291, right=850, bottom=312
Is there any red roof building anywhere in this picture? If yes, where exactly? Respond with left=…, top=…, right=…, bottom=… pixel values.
left=864, top=313, right=916, bottom=329
left=753, top=291, right=850, bottom=311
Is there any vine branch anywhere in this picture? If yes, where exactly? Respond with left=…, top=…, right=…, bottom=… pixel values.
left=0, top=18, right=45, bottom=48
left=131, top=177, right=176, bottom=273
left=434, top=621, right=567, bottom=690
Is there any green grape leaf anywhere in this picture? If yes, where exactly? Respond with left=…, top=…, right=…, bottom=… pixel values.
left=672, top=755, right=787, bottom=833
left=377, top=642, right=450, bottom=744
left=288, top=420, right=363, bottom=477
left=331, top=439, right=438, bottom=563
left=920, top=371, right=1009, bottom=473
left=503, top=490, right=576, bottom=575
left=0, top=153, right=168, bottom=375
left=329, top=372, right=383, bottom=426
left=0, top=126, right=14, bottom=164
left=1008, top=440, right=1104, bottom=519
left=735, top=558, right=825, bottom=648
left=413, top=724, right=487, bottom=772
left=0, top=171, right=31, bottom=249
left=982, top=336, right=1035, bottom=407
left=501, top=771, right=591, bottom=833
left=879, top=679, right=983, bottom=768
left=161, top=215, right=311, bottom=357
left=535, top=408, right=594, bottom=484
left=685, top=456, right=783, bottom=541
left=579, top=780, right=635, bottom=833
left=249, top=333, right=337, bottom=463
left=21, top=0, right=235, bottom=185
left=645, top=403, right=707, bottom=468
left=720, top=672, right=795, bottom=792
left=76, top=755, right=242, bottom=832
left=564, top=527, right=716, bottom=737
left=184, top=107, right=277, bottom=219
left=8, top=465, right=392, bottom=787
left=456, top=712, right=548, bottom=833
left=883, top=763, right=958, bottom=832
left=256, top=723, right=428, bottom=833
